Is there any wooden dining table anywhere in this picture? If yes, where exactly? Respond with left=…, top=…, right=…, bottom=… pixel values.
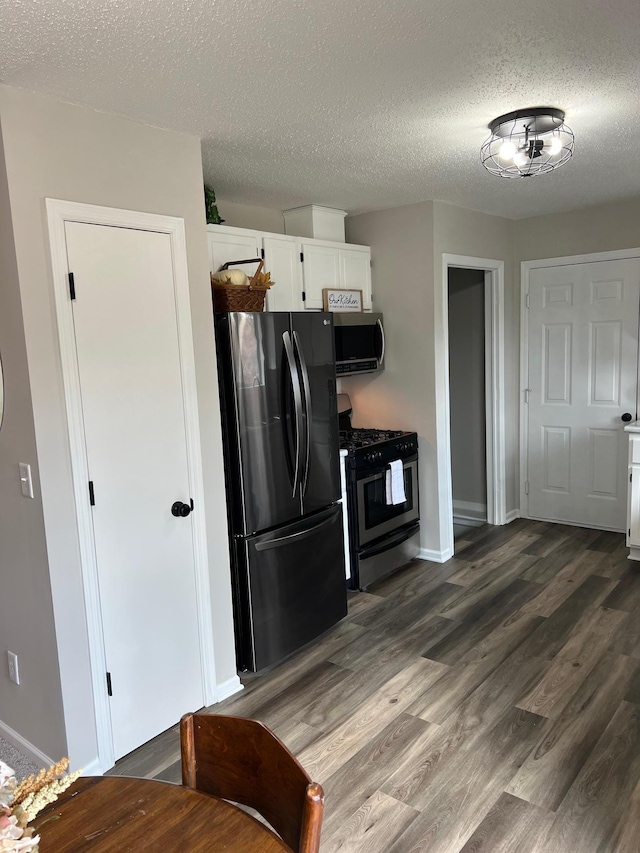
left=36, top=776, right=291, bottom=852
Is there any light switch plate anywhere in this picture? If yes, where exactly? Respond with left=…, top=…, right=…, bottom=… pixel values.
left=19, top=463, right=34, bottom=499
left=7, top=651, right=19, bottom=685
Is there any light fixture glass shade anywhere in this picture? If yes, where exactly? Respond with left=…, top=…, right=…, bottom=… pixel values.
left=481, top=107, right=574, bottom=178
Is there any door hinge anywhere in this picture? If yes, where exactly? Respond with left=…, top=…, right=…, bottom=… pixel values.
left=631, top=472, right=633, bottom=483
left=525, top=481, right=530, bottom=495
left=106, top=672, right=112, bottom=697
left=302, top=291, right=306, bottom=302
left=629, top=529, right=632, bottom=538
left=88, top=481, right=95, bottom=506
left=524, top=388, right=531, bottom=404
left=526, top=293, right=530, bottom=309
left=260, top=247, right=265, bottom=259
left=68, top=272, right=76, bottom=301
left=370, top=259, right=373, bottom=268
left=190, top=498, right=194, bottom=511
left=300, top=252, right=304, bottom=262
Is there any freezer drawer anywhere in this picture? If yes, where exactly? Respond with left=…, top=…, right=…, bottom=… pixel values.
left=234, top=504, right=347, bottom=672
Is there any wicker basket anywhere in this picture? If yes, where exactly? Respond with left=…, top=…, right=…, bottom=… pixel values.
left=211, top=258, right=271, bottom=312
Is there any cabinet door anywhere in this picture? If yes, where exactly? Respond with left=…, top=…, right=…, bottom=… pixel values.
left=339, top=246, right=372, bottom=310
left=207, top=227, right=260, bottom=275
left=300, top=242, right=340, bottom=310
left=629, top=467, right=640, bottom=546
left=262, top=235, right=302, bottom=312
left=629, top=437, right=640, bottom=547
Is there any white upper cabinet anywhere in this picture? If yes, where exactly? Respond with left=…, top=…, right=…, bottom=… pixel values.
left=207, top=224, right=372, bottom=313
left=300, top=240, right=372, bottom=310
left=339, top=245, right=372, bottom=310
left=299, top=241, right=341, bottom=309
left=262, top=234, right=302, bottom=312
left=207, top=225, right=261, bottom=275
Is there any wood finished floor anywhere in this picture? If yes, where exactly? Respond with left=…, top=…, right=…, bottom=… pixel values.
left=108, top=519, right=640, bottom=852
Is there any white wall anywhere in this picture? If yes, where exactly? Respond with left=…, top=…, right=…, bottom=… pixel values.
left=345, top=201, right=515, bottom=558
left=344, top=202, right=439, bottom=554
left=0, top=84, right=237, bottom=770
left=0, top=116, right=65, bottom=762
left=448, top=268, right=486, bottom=512
left=215, top=198, right=285, bottom=234
left=433, top=202, right=516, bottom=515
left=515, top=196, right=640, bottom=263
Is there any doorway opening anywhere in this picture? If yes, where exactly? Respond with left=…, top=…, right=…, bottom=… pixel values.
left=448, top=268, right=487, bottom=538
left=437, top=255, right=507, bottom=561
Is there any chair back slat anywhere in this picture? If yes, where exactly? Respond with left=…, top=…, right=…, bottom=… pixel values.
left=181, top=713, right=323, bottom=853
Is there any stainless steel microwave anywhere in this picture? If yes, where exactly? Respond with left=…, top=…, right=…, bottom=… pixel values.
left=333, top=312, right=385, bottom=376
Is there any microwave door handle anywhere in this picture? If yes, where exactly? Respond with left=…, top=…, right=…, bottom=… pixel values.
left=293, top=330, right=312, bottom=496
left=283, top=331, right=302, bottom=498
left=376, top=318, right=385, bottom=366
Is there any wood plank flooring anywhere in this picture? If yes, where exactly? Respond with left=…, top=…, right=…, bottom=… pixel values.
left=108, top=519, right=640, bottom=852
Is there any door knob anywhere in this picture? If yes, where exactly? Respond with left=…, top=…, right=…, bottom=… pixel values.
left=171, top=501, right=192, bottom=517
left=622, top=413, right=633, bottom=423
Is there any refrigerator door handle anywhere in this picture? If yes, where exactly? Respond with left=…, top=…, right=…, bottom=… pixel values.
left=293, top=330, right=312, bottom=496
left=283, top=330, right=303, bottom=498
left=254, top=506, right=338, bottom=551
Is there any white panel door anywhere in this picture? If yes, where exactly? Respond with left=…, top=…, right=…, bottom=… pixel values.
left=262, top=234, right=302, bottom=312
left=300, top=242, right=340, bottom=309
left=64, top=221, right=203, bottom=760
left=527, top=259, right=640, bottom=530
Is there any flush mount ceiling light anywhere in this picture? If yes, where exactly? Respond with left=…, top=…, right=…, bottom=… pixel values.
left=481, top=107, right=574, bottom=178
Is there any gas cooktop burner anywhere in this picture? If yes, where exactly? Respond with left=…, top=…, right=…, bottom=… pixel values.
left=339, top=427, right=407, bottom=450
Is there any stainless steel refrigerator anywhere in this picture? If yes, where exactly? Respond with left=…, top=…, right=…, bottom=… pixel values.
left=215, top=311, right=347, bottom=672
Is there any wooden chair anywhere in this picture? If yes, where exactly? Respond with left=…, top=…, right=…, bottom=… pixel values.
left=180, top=713, right=324, bottom=853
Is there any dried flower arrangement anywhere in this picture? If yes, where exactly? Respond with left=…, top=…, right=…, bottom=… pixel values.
left=0, top=758, right=80, bottom=851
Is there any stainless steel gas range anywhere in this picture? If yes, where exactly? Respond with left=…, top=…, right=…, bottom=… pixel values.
left=339, top=397, right=420, bottom=590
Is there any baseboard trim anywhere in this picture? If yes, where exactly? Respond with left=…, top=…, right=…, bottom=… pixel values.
left=0, top=718, right=54, bottom=769
left=452, top=500, right=487, bottom=516
left=80, top=758, right=103, bottom=776
left=418, top=547, right=454, bottom=564
left=505, top=509, right=520, bottom=523
left=453, top=514, right=486, bottom=527
left=216, top=675, right=243, bottom=703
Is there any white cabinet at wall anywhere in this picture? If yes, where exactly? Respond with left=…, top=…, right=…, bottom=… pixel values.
left=627, top=426, right=640, bottom=560
left=207, top=225, right=260, bottom=275
left=301, top=241, right=372, bottom=310
left=262, top=234, right=302, bottom=312
left=339, top=245, right=372, bottom=310
left=299, top=241, right=341, bottom=309
left=207, top=224, right=372, bottom=312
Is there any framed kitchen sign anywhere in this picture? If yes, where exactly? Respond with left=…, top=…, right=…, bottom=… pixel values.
left=322, top=288, right=363, bottom=312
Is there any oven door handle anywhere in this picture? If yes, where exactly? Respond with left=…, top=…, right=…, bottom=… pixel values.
left=359, top=521, right=420, bottom=560
left=283, top=330, right=303, bottom=498
left=357, top=455, right=417, bottom=485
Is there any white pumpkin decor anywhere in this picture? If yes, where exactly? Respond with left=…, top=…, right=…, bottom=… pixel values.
left=211, top=269, right=249, bottom=287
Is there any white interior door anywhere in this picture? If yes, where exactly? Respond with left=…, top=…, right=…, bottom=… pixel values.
left=64, top=221, right=204, bottom=760
left=526, top=259, right=640, bottom=530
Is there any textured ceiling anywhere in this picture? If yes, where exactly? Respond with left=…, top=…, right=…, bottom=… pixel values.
left=1, top=0, right=639, bottom=218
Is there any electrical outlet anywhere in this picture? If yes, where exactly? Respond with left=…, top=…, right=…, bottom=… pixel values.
left=7, top=651, right=19, bottom=685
